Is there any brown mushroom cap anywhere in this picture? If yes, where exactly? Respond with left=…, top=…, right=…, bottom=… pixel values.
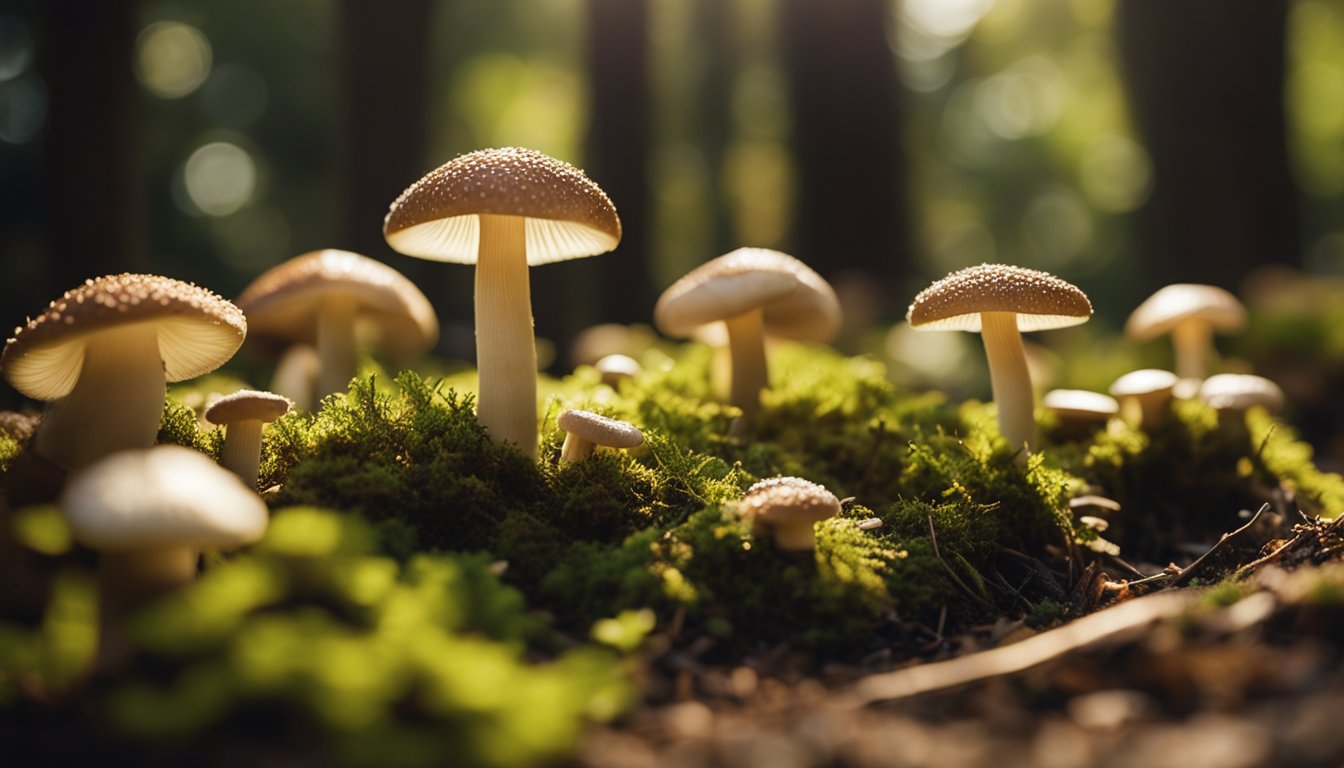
left=1125, top=284, right=1246, bottom=341
left=906, top=263, right=1093, bottom=332
left=556, top=409, right=644, bottom=449
left=740, top=476, right=841, bottom=526
left=2, top=273, right=247, bottom=400
left=383, top=147, right=621, bottom=265
left=235, top=249, right=438, bottom=359
left=205, top=389, right=292, bottom=425
left=653, top=248, right=841, bottom=342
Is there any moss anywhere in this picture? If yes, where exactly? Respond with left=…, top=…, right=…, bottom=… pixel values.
left=1246, top=406, right=1344, bottom=519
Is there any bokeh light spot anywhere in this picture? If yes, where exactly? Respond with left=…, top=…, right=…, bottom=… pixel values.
left=183, top=141, right=256, bottom=217
left=135, top=21, right=213, bottom=100
left=0, top=74, right=46, bottom=145
left=1079, top=134, right=1153, bottom=212
left=0, top=16, right=35, bottom=82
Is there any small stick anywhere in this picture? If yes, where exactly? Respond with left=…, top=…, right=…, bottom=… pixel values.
left=928, top=515, right=995, bottom=608
left=1165, top=503, right=1268, bottom=589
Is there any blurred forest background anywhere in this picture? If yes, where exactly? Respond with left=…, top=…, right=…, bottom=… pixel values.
left=0, top=0, right=1343, bottom=381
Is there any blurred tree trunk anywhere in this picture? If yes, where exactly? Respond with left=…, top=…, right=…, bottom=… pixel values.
left=697, top=0, right=735, bottom=253
left=1117, top=0, right=1297, bottom=292
left=40, top=0, right=143, bottom=291
left=539, top=0, right=651, bottom=360
left=337, top=1, right=432, bottom=271
left=777, top=0, right=908, bottom=294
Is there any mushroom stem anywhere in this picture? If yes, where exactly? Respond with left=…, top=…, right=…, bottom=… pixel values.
left=773, top=522, right=818, bottom=552
left=316, top=294, right=359, bottom=399
left=724, top=308, right=768, bottom=427
left=35, top=324, right=166, bottom=470
left=96, top=547, right=198, bottom=671
left=219, top=419, right=265, bottom=488
left=475, top=213, right=538, bottom=459
left=559, top=432, right=595, bottom=464
left=1170, top=320, right=1213, bottom=380
left=980, top=311, right=1036, bottom=456
left=271, top=344, right=319, bottom=412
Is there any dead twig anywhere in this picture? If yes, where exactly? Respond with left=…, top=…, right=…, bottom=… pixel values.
left=1165, top=503, right=1268, bottom=589
left=928, top=515, right=995, bottom=609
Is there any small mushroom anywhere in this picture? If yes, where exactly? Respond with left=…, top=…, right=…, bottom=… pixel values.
left=2, top=274, right=247, bottom=471
left=653, top=248, right=841, bottom=431
left=593, top=353, right=642, bottom=387
left=1042, top=389, right=1118, bottom=439
left=236, top=249, right=439, bottom=401
left=907, top=264, right=1092, bottom=456
left=60, top=445, right=268, bottom=664
left=739, top=476, right=841, bottom=553
left=1125, top=284, right=1246, bottom=380
left=555, top=409, right=644, bottom=464
left=269, top=344, right=320, bottom=412
left=1109, top=369, right=1179, bottom=430
left=384, top=147, right=622, bottom=460
left=1199, top=373, right=1283, bottom=428
left=204, top=389, right=292, bottom=487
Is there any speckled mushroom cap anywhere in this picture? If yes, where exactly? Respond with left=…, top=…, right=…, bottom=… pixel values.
left=205, top=389, right=292, bottom=425
left=1042, top=389, right=1119, bottom=420
left=906, top=264, right=1093, bottom=332
left=61, top=445, right=267, bottom=551
left=1125, top=284, right=1246, bottom=341
left=739, top=476, right=841, bottom=526
left=1109, top=369, right=1179, bottom=398
left=556, top=409, right=644, bottom=448
left=235, top=249, right=438, bottom=358
left=654, top=248, right=841, bottom=342
left=383, top=147, right=621, bottom=265
left=1199, top=374, right=1284, bottom=412
left=2, top=274, right=247, bottom=401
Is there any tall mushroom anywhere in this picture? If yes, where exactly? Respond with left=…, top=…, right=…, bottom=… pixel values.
left=907, top=264, right=1092, bottom=456
left=204, top=389, right=292, bottom=488
left=383, top=147, right=622, bottom=460
left=1125, top=284, right=1246, bottom=380
left=236, top=249, right=439, bottom=401
left=653, top=248, right=841, bottom=431
left=2, top=274, right=247, bottom=471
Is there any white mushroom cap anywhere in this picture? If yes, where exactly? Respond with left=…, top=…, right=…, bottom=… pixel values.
left=906, top=263, right=1093, bottom=332
left=205, top=389, right=292, bottom=425
left=236, top=249, right=438, bottom=360
left=1042, top=389, right=1119, bottom=421
left=593, top=354, right=642, bottom=386
left=654, top=248, right=841, bottom=342
left=740, top=476, right=841, bottom=552
left=382, top=146, right=622, bottom=264
left=1199, top=374, right=1284, bottom=412
left=556, top=409, right=644, bottom=449
left=61, top=445, right=268, bottom=551
left=1124, top=284, right=1246, bottom=341
left=1109, top=368, right=1180, bottom=398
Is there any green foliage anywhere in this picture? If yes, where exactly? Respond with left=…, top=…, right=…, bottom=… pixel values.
left=1246, top=406, right=1344, bottom=519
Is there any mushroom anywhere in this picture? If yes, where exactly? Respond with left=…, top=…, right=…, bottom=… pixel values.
left=1042, top=389, right=1118, bottom=439
left=204, top=389, right=292, bottom=487
left=60, top=445, right=268, bottom=664
left=1199, top=373, right=1283, bottom=428
left=593, top=353, right=642, bottom=388
left=269, top=344, right=320, bottom=412
left=653, top=248, right=841, bottom=431
left=236, top=249, right=439, bottom=401
left=1109, top=369, right=1179, bottom=430
left=1125, top=284, right=1246, bottom=380
left=1, top=274, right=247, bottom=471
left=383, top=147, right=622, bottom=460
left=907, top=264, right=1092, bottom=456
left=555, top=409, right=644, bottom=464
left=739, top=476, right=841, bottom=553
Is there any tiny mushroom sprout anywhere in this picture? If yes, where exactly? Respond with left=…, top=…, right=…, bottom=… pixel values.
left=1199, top=373, right=1284, bottom=426
left=2, top=274, right=247, bottom=471
left=1109, top=368, right=1180, bottom=430
left=653, top=248, right=841, bottom=431
left=1042, top=389, right=1118, bottom=439
left=739, top=476, right=842, bottom=553
left=60, top=445, right=267, bottom=656
left=236, top=249, right=439, bottom=402
left=907, top=264, right=1092, bottom=456
left=555, top=408, right=644, bottom=464
left=204, top=389, right=293, bottom=488
left=594, top=353, right=642, bottom=387
left=383, top=147, right=622, bottom=461
left=1125, top=284, right=1246, bottom=380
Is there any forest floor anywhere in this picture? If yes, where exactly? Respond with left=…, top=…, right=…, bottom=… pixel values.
left=576, top=514, right=1344, bottom=768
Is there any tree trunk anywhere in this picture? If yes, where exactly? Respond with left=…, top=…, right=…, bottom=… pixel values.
left=1117, top=0, right=1297, bottom=292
